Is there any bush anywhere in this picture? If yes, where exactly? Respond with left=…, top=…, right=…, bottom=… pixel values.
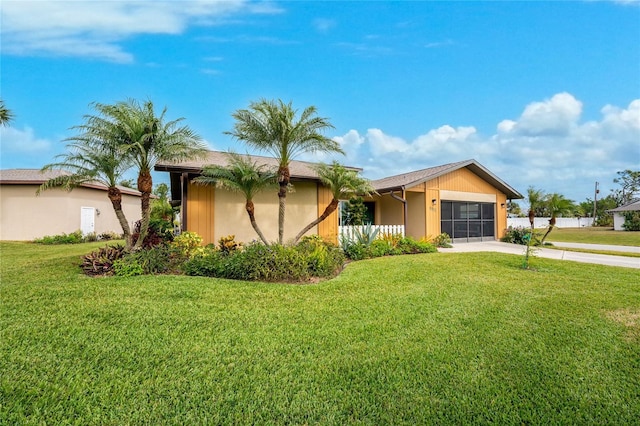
left=501, top=226, right=540, bottom=245
left=432, top=233, right=452, bottom=248
left=113, top=259, right=144, bottom=277
left=182, top=248, right=225, bottom=277
left=171, top=231, right=203, bottom=258
left=218, top=235, right=241, bottom=254
left=34, top=230, right=84, bottom=245
left=622, top=211, right=640, bottom=231
left=81, top=244, right=126, bottom=276
left=396, top=237, right=437, bottom=254
left=99, top=231, right=121, bottom=241
left=131, top=218, right=174, bottom=249
left=296, top=235, right=345, bottom=277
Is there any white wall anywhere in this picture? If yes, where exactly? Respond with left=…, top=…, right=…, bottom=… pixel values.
left=507, top=217, right=595, bottom=229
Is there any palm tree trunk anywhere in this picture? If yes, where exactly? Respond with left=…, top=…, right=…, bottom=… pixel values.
left=133, top=169, right=153, bottom=250
left=108, top=187, right=132, bottom=249
left=246, top=200, right=270, bottom=246
left=277, top=166, right=290, bottom=245
left=293, top=198, right=339, bottom=244
left=540, top=216, right=556, bottom=245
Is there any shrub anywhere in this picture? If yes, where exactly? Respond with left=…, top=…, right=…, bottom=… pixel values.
left=34, top=230, right=84, bottom=245
left=296, top=235, right=345, bottom=277
left=368, top=239, right=394, bottom=257
left=501, top=226, right=540, bottom=245
left=396, top=237, right=437, bottom=254
left=81, top=244, right=126, bottom=276
left=113, top=259, right=144, bottom=277
left=171, top=231, right=203, bottom=258
left=224, top=242, right=310, bottom=282
left=622, top=211, right=640, bottom=231
left=99, top=231, right=121, bottom=241
left=432, top=233, right=452, bottom=248
left=182, top=248, right=225, bottom=277
left=342, top=241, right=367, bottom=261
left=131, top=218, right=174, bottom=249
left=218, top=235, right=241, bottom=254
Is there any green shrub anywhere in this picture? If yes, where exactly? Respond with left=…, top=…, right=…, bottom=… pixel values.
left=622, top=211, right=640, bottom=231
left=501, top=226, right=539, bottom=245
left=218, top=235, right=241, bottom=254
left=396, top=237, right=437, bottom=254
left=113, top=259, right=144, bottom=277
left=368, top=239, right=394, bottom=257
left=132, top=218, right=174, bottom=248
left=224, top=242, right=310, bottom=282
left=182, top=248, right=225, bottom=277
left=34, top=230, right=84, bottom=245
left=342, top=241, right=367, bottom=261
left=99, top=231, right=120, bottom=241
left=81, top=244, right=126, bottom=276
left=296, top=235, right=345, bottom=277
left=432, top=233, right=452, bottom=248
left=171, top=231, right=203, bottom=258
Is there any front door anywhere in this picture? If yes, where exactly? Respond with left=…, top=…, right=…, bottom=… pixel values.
left=80, top=207, right=95, bottom=236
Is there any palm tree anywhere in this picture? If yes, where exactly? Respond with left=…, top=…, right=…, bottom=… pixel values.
left=0, top=100, right=14, bottom=126
left=540, top=193, right=575, bottom=244
left=226, top=99, right=344, bottom=244
left=193, top=153, right=277, bottom=245
left=103, top=99, right=207, bottom=250
left=527, top=186, right=545, bottom=229
left=38, top=130, right=135, bottom=248
left=293, top=162, right=374, bottom=244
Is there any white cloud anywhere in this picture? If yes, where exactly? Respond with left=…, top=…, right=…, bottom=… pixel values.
left=0, top=126, right=52, bottom=153
left=313, top=18, right=337, bottom=33
left=333, top=93, right=640, bottom=201
left=0, top=0, right=280, bottom=62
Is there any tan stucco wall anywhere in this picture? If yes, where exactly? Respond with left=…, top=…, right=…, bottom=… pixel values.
left=406, top=191, right=425, bottom=239
left=188, top=181, right=321, bottom=245
left=0, top=185, right=141, bottom=240
left=376, top=194, right=403, bottom=225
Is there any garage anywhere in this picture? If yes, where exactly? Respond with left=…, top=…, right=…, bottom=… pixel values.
left=440, top=201, right=495, bottom=242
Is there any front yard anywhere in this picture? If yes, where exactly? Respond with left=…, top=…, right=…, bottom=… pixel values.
left=1, top=241, right=639, bottom=424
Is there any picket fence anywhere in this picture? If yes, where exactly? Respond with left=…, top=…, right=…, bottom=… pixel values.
left=338, top=225, right=405, bottom=244
left=507, top=217, right=595, bottom=229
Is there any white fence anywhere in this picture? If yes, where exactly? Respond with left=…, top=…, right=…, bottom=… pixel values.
left=507, top=217, right=595, bottom=229
left=338, top=225, right=405, bottom=244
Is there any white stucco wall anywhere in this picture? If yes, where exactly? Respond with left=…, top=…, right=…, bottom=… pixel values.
left=0, top=184, right=142, bottom=240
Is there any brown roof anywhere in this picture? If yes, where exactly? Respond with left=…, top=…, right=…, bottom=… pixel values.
left=608, top=199, right=640, bottom=213
left=371, top=159, right=523, bottom=199
left=0, top=169, right=142, bottom=196
left=155, top=150, right=362, bottom=180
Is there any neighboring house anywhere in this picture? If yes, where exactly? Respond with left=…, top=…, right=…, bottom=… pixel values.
left=0, top=169, right=142, bottom=241
left=368, top=159, right=523, bottom=243
left=608, top=199, right=640, bottom=231
left=156, top=151, right=523, bottom=245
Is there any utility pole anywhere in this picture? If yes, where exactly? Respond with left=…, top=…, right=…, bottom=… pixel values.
left=592, top=181, right=599, bottom=224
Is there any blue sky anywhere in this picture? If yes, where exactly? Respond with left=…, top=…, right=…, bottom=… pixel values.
left=1, top=0, right=639, bottom=204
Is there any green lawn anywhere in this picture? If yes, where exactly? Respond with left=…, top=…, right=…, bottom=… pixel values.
left=545, top=227, right=640, bottom=246
left=1, top=242, right=639, bottom=424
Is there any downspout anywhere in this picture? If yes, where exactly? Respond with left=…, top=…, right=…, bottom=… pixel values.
left=389, top=188, right=408, bottom=232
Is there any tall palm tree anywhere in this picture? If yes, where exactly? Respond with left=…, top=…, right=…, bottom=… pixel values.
left=527, top=186, right=545, bottom=229
left=38, top=131, right=135, bottom=248
left=293, top=162, right=374, bottom=244
left=0, top=100, right=14, bottom=126
left=540, top=193, right=575, bottom=244
left=226, top=99, right=344, bottom=244
left=103, top=99, right=208, bottom=250
left=193, top=153, right=277, bottom=246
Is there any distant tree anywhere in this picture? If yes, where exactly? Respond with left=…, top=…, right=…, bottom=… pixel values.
left=118, top=179, right=135, bottom=188
left=194, top=153, right=277, bottom=246
left=226, top=99, right=344, bottom=244
left=293, top=162, right=374, bottom=243
left=150, top=183, right=174, bottom=222
left=507, top=201, right=523, bottom=217
left=612, top=170, right=640, bottom=206
left=0, top=100, right=14, bottom=126
left=540, top=193, right=575, bottom=244
left=581, top=195, right=617, bottom=227
left=343, top=197, right=368, bottom=225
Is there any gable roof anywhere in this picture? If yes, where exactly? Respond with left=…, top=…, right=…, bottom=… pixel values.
left=0, top=169, right=142, bottom=196
left=370, top=159, right=523, bottom=199
left=154, top=150, right=362, bottom=180
left=608, top=199, right=640, bottom=213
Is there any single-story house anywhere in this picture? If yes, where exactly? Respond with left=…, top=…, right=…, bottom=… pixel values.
left=155, top=151, right=523, bottom=245
left=0, top=169, right=142, bottom=241
left=608, top=199, right=640, bottom=231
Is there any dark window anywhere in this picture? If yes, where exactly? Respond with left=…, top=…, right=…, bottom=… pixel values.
left=441, top=201, right=496, bottom=242
left=482, top=203, right=494, bottom=220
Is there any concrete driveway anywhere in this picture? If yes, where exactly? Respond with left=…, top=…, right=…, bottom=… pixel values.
left=438, top=241, right=640, bottom=269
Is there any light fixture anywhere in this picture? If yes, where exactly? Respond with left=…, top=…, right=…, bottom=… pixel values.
left=500, top=203, right=506, bottom=209
left=96, top=208, right=101, bottom=216
left=432, top=199, right=437, bottom=206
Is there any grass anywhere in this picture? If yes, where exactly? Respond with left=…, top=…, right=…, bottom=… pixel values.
left=545, top=227, right=640, bottom=246
left=2, top=241, right=639, bottom=424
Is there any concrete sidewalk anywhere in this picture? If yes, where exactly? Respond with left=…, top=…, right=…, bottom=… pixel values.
left=438, top=241, right=640, bottom=269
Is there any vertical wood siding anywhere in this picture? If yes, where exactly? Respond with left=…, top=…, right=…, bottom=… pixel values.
left=186, top=182, right=215, bottom=245
left=317, top=185, right=338, bottom=244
